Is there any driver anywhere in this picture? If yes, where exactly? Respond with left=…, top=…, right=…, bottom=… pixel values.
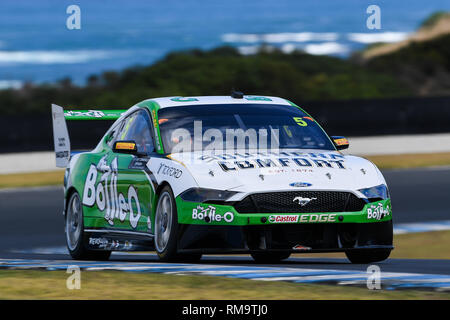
left=133, top=119, right=152, bottom=154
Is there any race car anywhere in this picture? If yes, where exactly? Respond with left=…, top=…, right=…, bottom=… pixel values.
left=52, top=93, right=393, bottom=263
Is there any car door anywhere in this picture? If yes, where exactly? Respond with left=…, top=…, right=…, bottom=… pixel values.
left=106, top=109, right=156, bottom=234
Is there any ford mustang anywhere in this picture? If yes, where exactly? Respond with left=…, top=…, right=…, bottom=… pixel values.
left=52, top=94, right=393, bottom=263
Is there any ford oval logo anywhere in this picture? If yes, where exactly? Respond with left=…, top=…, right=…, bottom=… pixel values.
left=289, top=182, right=312, bottom=187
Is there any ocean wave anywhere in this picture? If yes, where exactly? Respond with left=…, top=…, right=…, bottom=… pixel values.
left=0, top=50, right=113, bottom=65
left=222, top=32, right=338, bottom=43
left=304, top=42, right=349, bottom=55
left=237, top=45, right=262, bottom=55
left=347, top=32, right=410, bottom=44
left=0, top=80, right=23, bottom=90
left=281, top=43, right=296, bottom=54
left=237, top=42, right=349, bottom=56
left=224, top=31, right=410, bottom=46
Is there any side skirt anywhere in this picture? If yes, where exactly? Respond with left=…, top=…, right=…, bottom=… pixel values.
left=83, top=228, right=155, bottom=251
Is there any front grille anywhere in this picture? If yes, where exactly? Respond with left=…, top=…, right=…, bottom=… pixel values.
left=233, top=191, right=366, bottom=213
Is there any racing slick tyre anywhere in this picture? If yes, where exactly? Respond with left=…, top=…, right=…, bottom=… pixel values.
left=65, top=191, right=111, bottom=261
left=155, top=186, right=202, bottom=262
left=250, top=252, right=291, bottom=263
left=345, top=249, right=391, bottom=264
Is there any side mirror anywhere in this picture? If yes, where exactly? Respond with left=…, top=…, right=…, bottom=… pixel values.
left=331, top=136, right=349, bottom=150
left=113, top=140, right=139, bottom=155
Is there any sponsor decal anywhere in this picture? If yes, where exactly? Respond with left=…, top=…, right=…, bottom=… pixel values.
left=268, top=214, right=336, bottom=224
left=58, top=137, right=66, bottom=147
left=124, top=241, right=132, bottom=250
left=192, top=205, right=234, bottom=223
left=289, top=182, right=312, bottom=187
left=268, top=215, right=299, bottom=223
left=65, top=110, right=105, bottom=118
left=128, top=157, right=149, bottom=170
left=111, top=240, right=120, bottom=249
left=200, top=151, right=345, bottom=162
left=293, top=117, right=308, bottom=127
left=115, top=142, right=136, bottom=150
left=207, top=152, right=346, bottom=172
left=293, top=196, right=317, bottom=206
left=367, top=202, right=390, bottom=220
left=170, top=97, right=199, bottom=102
left=293, top=244, right=312, bottom=251
left=88, top=238, right=134, bottom=250
left=88, top=237, right=109, bottom=248
left=82, top=156, right=142, bottom=229
left=299, top=213, right=336, bottom=223
left=334, top=138, right=349, bottom=146
left=157, top=163, right=183, bottom=178
left=56, top=151, right=69, bottom=159
left=245, top=96, right=272, bottom=101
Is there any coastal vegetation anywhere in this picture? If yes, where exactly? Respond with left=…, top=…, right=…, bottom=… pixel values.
left=1, top=12, right=449, bottom=114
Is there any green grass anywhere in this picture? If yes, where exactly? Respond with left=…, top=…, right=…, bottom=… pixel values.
left=0, top=170, right=64, bottom=189
left=1, top=231, right=449, bottom=299
left=0, top=269, right=448, bottom=300
left=391, top=230, right=450, bottom=260
left=295, top=230, right=450, bottom=260
left=365, top=152, right=450, bottom=170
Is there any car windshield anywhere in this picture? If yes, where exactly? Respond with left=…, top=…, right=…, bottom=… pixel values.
left=158, top=104, right=335, bottom=153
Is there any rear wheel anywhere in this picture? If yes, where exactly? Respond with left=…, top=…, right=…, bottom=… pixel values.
left=345, top=249, right=391, bottom=264
left=251, top=252, right=291, bottom=263
left=65, top=191, right=111, bottom=261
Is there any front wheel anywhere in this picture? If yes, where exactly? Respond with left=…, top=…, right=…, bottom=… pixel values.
left=251, top=252, right=291, bottom=263
left=155, top=186, right=197, bottom=262
left=345, top=249, right=391, bottom=264
left=65, top=191, right=111, bottom=261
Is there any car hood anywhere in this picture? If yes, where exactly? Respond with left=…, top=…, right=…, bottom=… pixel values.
left=169, top=149, right=386, bottom=196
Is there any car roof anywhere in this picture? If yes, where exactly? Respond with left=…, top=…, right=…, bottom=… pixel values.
left=146, top=95, right=292, bottom=109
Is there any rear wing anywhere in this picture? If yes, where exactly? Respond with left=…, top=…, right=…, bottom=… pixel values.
left=51, top=104, right=126, bottom=168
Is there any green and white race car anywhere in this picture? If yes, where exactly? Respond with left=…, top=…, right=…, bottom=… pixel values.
left=52, top=94, right=393, bottom=263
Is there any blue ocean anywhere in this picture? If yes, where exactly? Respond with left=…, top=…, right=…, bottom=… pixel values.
left=0, top=0, right=449, bottom=87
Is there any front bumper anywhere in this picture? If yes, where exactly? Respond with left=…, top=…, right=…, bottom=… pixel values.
left=175, top=197, right=393, bottom=253
left=176, top=220, right=393, bottom=253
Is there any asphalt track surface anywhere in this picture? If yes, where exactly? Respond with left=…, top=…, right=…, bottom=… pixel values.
left=0, top=167, right=449, bottom=277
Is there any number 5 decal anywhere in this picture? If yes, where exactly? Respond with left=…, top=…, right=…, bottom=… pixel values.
left=293, top=117, right=307, bottom=126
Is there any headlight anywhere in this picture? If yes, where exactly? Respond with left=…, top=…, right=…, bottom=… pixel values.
left=358, top=184, right=389, bottom=200
left=180, top=188, right=239, bottom=203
